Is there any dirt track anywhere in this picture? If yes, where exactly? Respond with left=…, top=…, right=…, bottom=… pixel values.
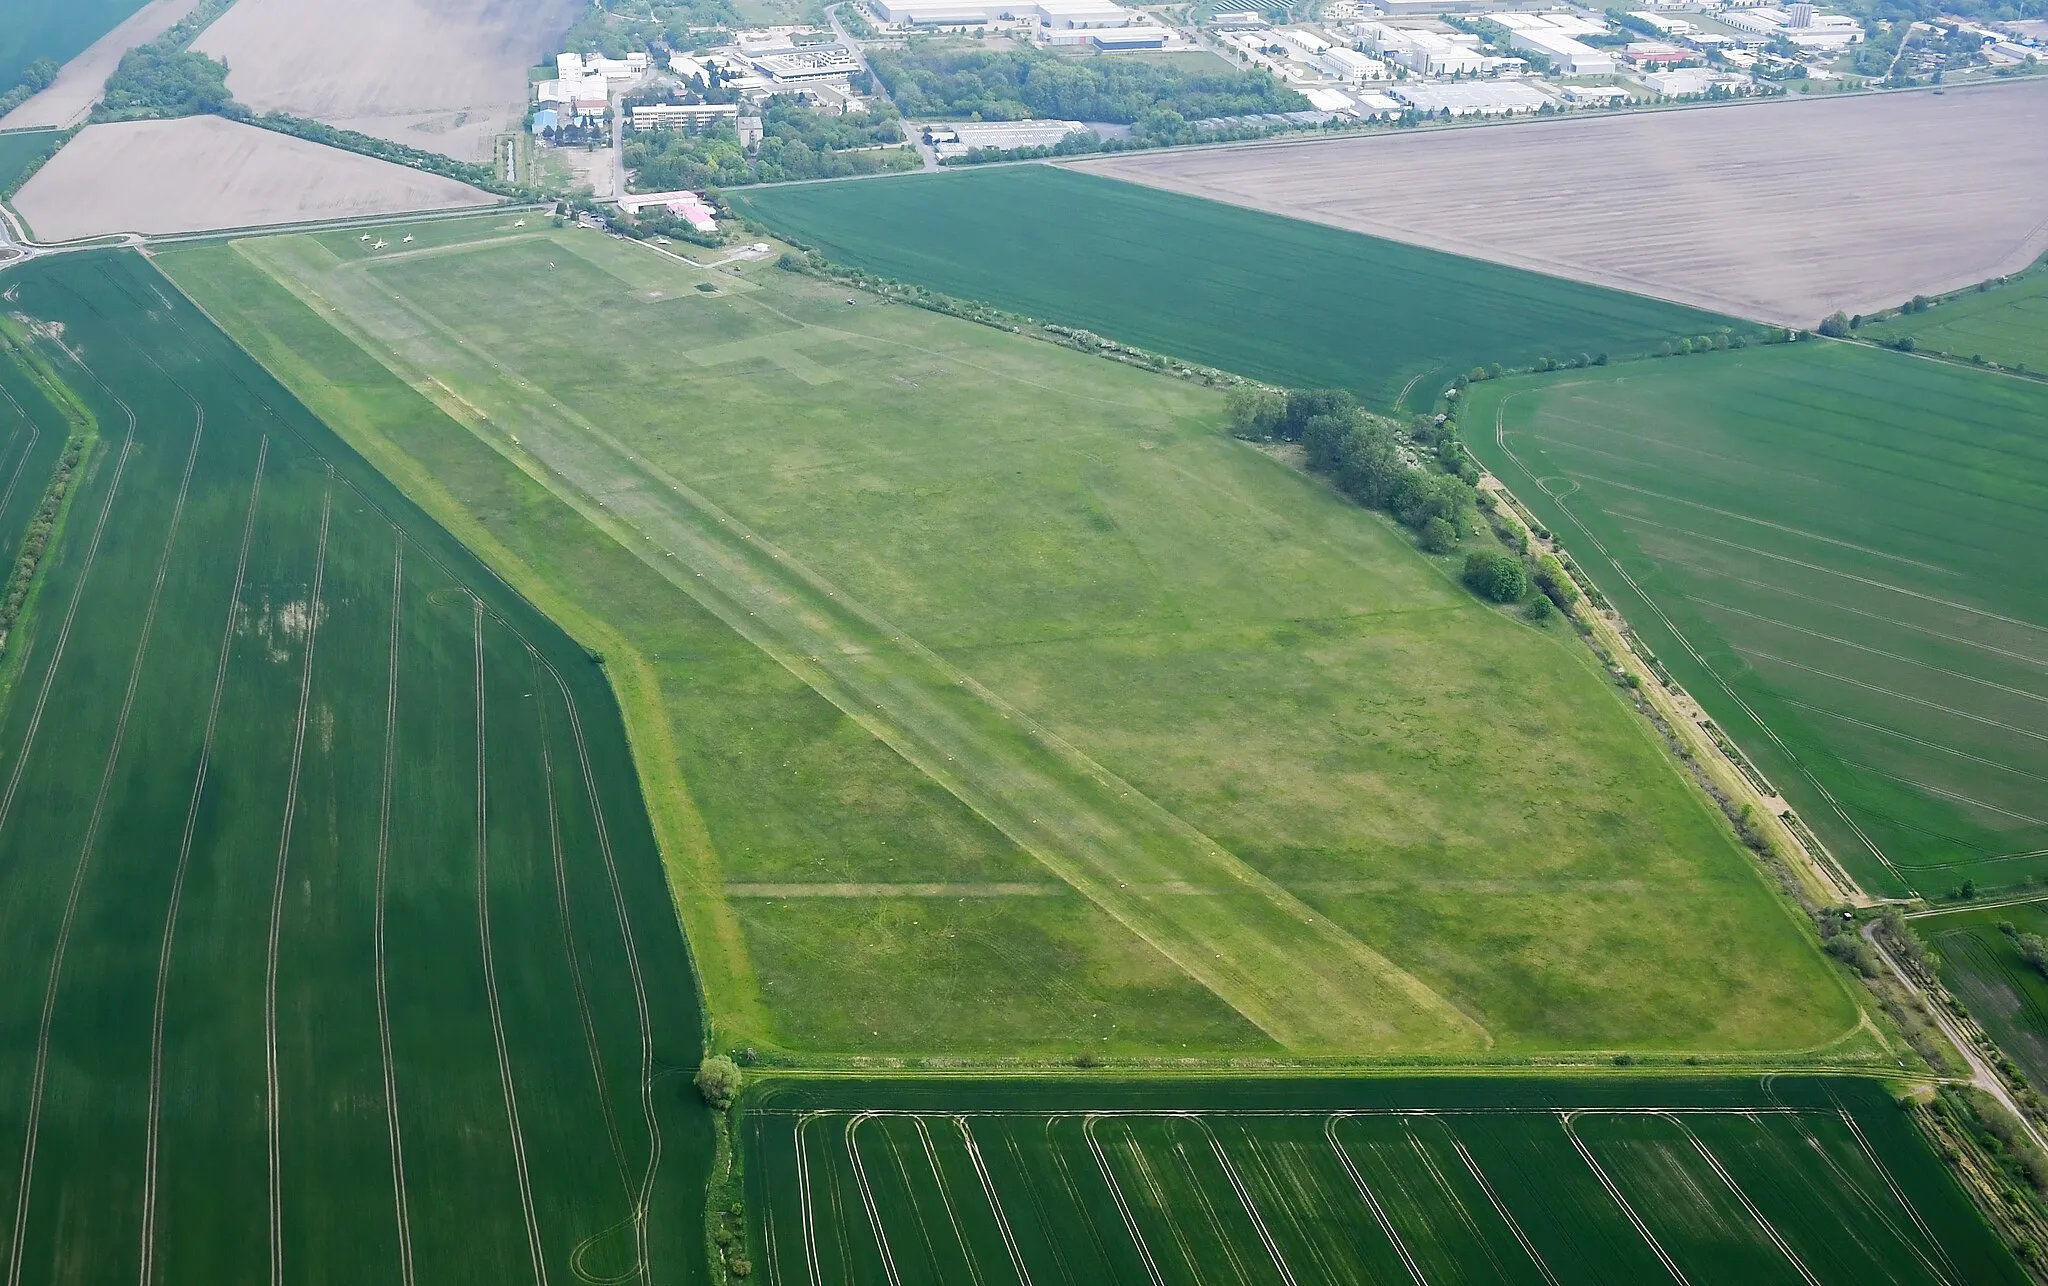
left=13, top=117, right=495, bottom=241
left=192, top=0, right=580, bottom=162
left=0, top=0, right=201, bottom=131
left=1072, top=80, right=2048, bottom=326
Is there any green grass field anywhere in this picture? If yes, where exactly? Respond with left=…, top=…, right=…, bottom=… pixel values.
left=1918, top=901, right=2048, bottom=1093
left=0, top=250, right=712, bottom=1283
left=728, top=166, right=1760, bottom=410
left=1464, top=344, right=2048, bottom=901
left=741, top=1074, right=2025, bottom=1285
left=0, top=1, right=148, bottom=92
left=162, top=215, right=1860, bottom=1063
left=1863, top=266, right=2048, bottom=376
left=0, top=131, right=60, bottom=192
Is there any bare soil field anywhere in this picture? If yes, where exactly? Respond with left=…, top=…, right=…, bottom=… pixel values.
left=13, top=117, right=494, bottom=240
left=1073, top=80, right=2048, bottom=326
left=0, top=0, right=201, bottom=131
left=192, top=0, right=580, bottom=162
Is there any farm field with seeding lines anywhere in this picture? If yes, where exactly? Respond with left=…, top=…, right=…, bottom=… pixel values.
left=161, top=214, right=1860, bottom=1064
left=0, top=250, right=711, bottom=1284
left=741, top=1075, right=2025, bottom=1286
left=1465, top=343, right=2048, bottom=900
left=1918, top=901, right=2048, bottom=1095
left=729, top=166, right=1760, bottom=412
left=1863, top=265, right=2048, bottom=379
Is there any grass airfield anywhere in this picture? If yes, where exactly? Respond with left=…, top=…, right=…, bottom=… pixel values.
left=165, top=214, right=1859, bottom=1064
left=1465, top=344, right=2048, bottom=899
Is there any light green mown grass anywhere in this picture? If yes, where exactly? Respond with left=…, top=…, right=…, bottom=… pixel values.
left=1862, top=265, right=2048, bottom=376
left=728, top=165, right=1766, bottom=410
left=741, top=1076, right=2028, bottom=1286
left=164, top=215, right=1857, bottom=1060
left=0, top=251, right=713, bottom=1282
left=1465, top=344, right=2048, bottom=900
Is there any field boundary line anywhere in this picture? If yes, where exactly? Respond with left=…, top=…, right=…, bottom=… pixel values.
left=1325, top=1115, right=1427, bottom=1286
left=372, top=535, right=417, bottom=1286
left=1666, top=1115, right=1819, bottom=1286
left=3, top=373, right=160, bottom=1286
left=473, top=600, right=551, bottom=1286
left=139, top=434, right=268, bottom=1286
left=844, top=1114, right=904, bottom=1286
left=952, top=1117, right=1032, bottom=1286
left=1558, top=1111, right=1689, bottom=1285
left=264, top=477, right=331, bottom=1286
left=1083, top=1116, right=1165, bottom=1286
left=1189, top=1116, right=1296, bottom=1286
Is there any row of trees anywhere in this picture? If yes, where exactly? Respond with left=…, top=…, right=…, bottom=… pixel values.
left=0, top=57, right=59, bottom=118
left=869, top=45, right=1307, bottom=124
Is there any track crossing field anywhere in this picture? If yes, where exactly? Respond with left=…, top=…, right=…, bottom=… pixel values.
left=0, top=251, right=712, bottom=1283
left=742, top=1076, right=2025, bottom=1285
left=728, top=166, right=1760, bottom=411
left=1862, top=266, right=2048, bottom=377
left=163, top=216, right=1860, bottom=1061
left=1464, top=344, right=2048, bottom=899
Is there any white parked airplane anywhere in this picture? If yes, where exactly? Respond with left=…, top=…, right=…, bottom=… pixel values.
left=513, top=218, right=526, bottom=228
left=372, top=239, right=388, bottom=250
left=403, top=235, right=414, bottom=243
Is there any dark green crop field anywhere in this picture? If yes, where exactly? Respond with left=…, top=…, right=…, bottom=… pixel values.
left=1862, top=267, right=2048, bottom=377
left=741, top=1075, right=2023, bottom=1285
left=729, top=166, right=1757, bottom=410
left=0, top=1, right=148, bottom=93
left=0, top=131, right=60, bottom=192
left=1917, top=901, right=2048, bottom=1094
left=1465, top=343, right=2048, bottom=901
left=0, top=251, right=712, bottom=1284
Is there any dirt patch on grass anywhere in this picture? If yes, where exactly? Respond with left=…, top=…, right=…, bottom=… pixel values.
left=192, top=0, right=580, bottom=162
left=1073, top=80, right=2048, bottom=327
left=0, top=0, right=201, bottom=131
left=13, top=117, right=494, bottom=240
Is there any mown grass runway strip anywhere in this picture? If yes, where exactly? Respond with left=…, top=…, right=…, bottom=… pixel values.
left=164, top=215, right=1858, bottom=1061
left=0, top=250, right=712, bottom=1283
left=742, top=1076, right=2028, bottom=1285
left=1465, top=344, right=2048, bottom=899
left=728, top=165, right=1763, bottom=410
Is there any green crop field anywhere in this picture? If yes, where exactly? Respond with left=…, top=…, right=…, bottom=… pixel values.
left=0, top=250, right=711, bottom=1283
left=0, top=131, right=60, bottom=192
left=0, top=1, right=148, bottom=92
left=741, top=1074, right=2025, bottom=1285
left=728, top=166, right=1758, bottom=410
left=1862, top=267, right=2048, bottom=377
left=1917, top=901, right=2048, bottom=1093
left=162, top=215, right=1860, bottom=1064
left=1465, top=344, right=2048, bottom=901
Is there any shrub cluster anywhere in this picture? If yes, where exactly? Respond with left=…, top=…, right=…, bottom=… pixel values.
left=0, top=436, right=85, bottom=654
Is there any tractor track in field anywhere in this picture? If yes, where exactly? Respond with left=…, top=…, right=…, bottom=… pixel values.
left=1325, top=1116, right=1427, bottom=1286
left=263, top=477, right=331, bottom=1286
left=6, top=356, right=189, bottom=1286
left=1191, top=1116, right=1295, bottom=1286
left=524, top=641, right=637, bottom=1260
left=372, top=535, right=417, bottom=1286
left=1559, top=1112, right=1689, bottom=1286
left=1665, top=1114, right=1821, bottom=1286
left=139, top=434, right=268, bottom=1286
left=474, top=601, right=549, bottom=1286
left=0, top=381, right=42, bottom=531
left=952, top=1119, right=1031, bottom=1286
left=1082, top=1117, right=1164, bottom=1286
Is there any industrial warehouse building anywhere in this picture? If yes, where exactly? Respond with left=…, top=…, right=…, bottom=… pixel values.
left=869, top=0, right=1135, bottom=26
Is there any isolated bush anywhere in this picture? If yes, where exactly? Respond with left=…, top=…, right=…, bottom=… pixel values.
left=1421, top=516, right=1457, bottom=554
left=1818, top=311, right=1851, bottom=338
left=1522, top=593, right=1554, bottom=622
left=695, top=1055, right=742, bottom=1110
left=1463, top=551, right=1527, bottom=604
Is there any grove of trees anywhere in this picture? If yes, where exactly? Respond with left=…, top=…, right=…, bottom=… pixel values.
left=869, top=45, right=1307, bottom=126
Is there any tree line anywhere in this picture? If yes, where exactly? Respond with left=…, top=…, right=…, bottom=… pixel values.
left=1227, top=385, right=1580, bottom=618
left=869, top=44, right=1308, bottom=125
left=0, top=57, right=59, bottom=118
